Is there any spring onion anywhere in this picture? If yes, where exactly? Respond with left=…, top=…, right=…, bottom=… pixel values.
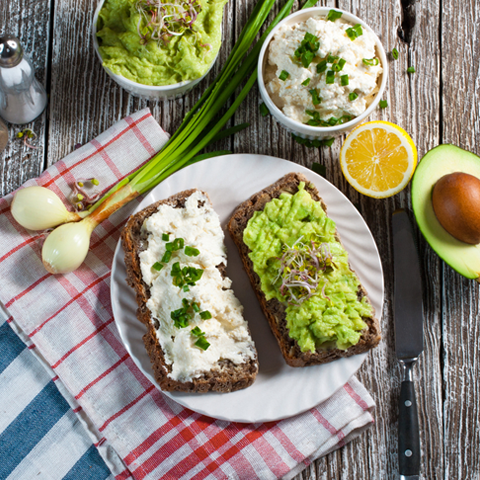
left=407, top=66, right=416, bottom=73
left=316, top=59, right=327, bottom=73
left=11, top=186, right=85, bottom=231
left=194, top=336, right=210, bottom=350
left=392, top=47, right=399, bottom=60
left=346, top=24, right=363, bottom=40
left=309, top=89, right=321, bottom=105
left=200, top=310, right=212, bottom=320
left=326, top=9, right=342, bottom=22
left=301, top=77, right=311, bottom=86
left=185, top=246, right=200, bottom=256
left=259, top=103, right=270, bottom=116
left=279, top=70, right=290, bottom=81
left=162, top=233, right=169, bottom=241
left=294, top=32, right=319, bottom=68
left=379, top=99, right=388, bottom=108
left=349, top=92, right=358, bottom=101
left=152, top=261, right=163, bottom=271
left=332, top=58, right=346, bottom=72
left=362, top=58, right=379, bottom=67
left=17, top=0, right=321, bottom=274
left=340, top=74, right=349, bottom=86
left=191, top=326, right=205, bottom=337
left=326, top=70, right=335, bottom=84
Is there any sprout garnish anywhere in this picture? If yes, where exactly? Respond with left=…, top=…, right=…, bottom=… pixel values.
left=274, top=237, right=337, bottom=306
left=135, top=0, right=205, bottom=48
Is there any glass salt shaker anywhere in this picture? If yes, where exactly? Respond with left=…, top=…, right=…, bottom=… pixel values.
left=0, top=35, right=47, bottom=124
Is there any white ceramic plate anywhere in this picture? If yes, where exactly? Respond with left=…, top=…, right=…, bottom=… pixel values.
left=111, top=154, right=384, bottom=423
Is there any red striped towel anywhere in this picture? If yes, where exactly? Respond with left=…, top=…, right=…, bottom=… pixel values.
left=0, top=108, right=375, bottom=480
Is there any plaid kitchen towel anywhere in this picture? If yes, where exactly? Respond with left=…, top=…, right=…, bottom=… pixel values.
left=0, top=108, right=375, bottom=480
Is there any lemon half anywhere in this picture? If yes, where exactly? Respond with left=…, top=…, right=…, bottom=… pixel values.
left=340, top=121, right=418, bottom=198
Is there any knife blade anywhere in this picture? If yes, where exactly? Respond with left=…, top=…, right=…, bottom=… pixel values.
left=392, top=209, right=424, bottom=480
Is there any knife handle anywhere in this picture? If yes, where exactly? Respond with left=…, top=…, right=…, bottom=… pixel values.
left=398, top=379, right=421, bottom=475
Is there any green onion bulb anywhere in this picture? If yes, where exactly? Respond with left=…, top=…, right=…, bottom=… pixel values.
left=11, top=186, right=81, bottom=231
left=42, top=219, right=96, bottom=274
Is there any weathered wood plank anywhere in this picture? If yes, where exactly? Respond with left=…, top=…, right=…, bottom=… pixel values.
left=441, top=0, right=480, bottom=478
left=0, top=0, right=51, bottom=196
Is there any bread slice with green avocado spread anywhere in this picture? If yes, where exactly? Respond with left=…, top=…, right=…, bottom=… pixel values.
left=228, top=173, right=381, bottom=367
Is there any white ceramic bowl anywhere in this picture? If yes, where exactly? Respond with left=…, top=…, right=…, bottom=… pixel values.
left=258, top=7, right=388, bottom=140
left=92, top=0, right=219, bottom=100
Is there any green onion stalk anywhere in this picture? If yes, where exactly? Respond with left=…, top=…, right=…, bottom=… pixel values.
left=13, top=0, right=318, bottom=274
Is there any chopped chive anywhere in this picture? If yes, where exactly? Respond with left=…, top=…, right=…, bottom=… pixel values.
left=183, top=285, right=190, bottom=292
left=346, top=24, right=363, bottom=41
left=152, top=262, right=163, bottom=271
left=191, top=326, right=205, bottom=337
left=200, top=310, right=212, bottom=320
left=195, top=336, right=210, bottom=350
left=407, top=66, right=416, bottom=73
left=326, top=70, right=335, bottom=84
left=279, top=70, right=290, bottom=81
left=338, top=115, right=352, bottom=124
left=362, top=58, right=379, bottom=66
left=305, top=109, right=319, bottom=118
left=323, top=138, right=335, bottom=147
left=340, top=74, right=349, bottom=86
left=259, top=103, right=269, bottom=117
left=332, top=58, right=346, bottom=72
left=326, top=9, right=342, bottom=21
left=185, top=246, right=200, bottom=257
left=346, top=27, right=357, bottom=40
left=192, top=302, right=200, bottom=312
left=312, top=162, right=326, bottom=177
left=327, top=54, right=339, bottom=63
left=162, top=233, right=169, bottom=241
left=172, top=238, right=184, bottom=250
left=392, top=47, right=399, bottom=60
left=301, top=50, right=315, bottom=68
left=301, top=77, right=311, bottom=86
left=349, top=92, right=359, bottom=101
left=316, top=59, right=328, bottom=73
left=309, top=89, right=321, bottom=105
left=328, top=117, right=338, bottom=126
left=379, top=99, right=388, bottom=108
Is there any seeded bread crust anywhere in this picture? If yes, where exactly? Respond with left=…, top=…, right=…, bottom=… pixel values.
left=227, top=173, right=381, bottom=367
left=121, top=189, right=259, bottom=392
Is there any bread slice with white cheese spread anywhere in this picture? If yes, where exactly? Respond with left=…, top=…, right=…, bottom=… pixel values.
left=228, top=173, right=381, bottom=367
left=122, top=189, right=259, bottom=392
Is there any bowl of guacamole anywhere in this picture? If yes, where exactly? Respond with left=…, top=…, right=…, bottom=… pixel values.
left=93, top=0, right=227, bottom=99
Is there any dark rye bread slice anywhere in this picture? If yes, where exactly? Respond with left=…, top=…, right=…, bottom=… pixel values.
left=228, top=173, right=381, bottom=368
left=121, top=189, right=259, bottom=393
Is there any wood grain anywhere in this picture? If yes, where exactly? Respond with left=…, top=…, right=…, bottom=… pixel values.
left=1, top=0, right=479, bottom=478
left=0, top=0, right=51, bottom=196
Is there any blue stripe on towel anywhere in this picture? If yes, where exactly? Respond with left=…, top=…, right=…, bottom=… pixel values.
left=0, top=380, right=70, bottom=479
left=62, top=444, right=111, bottom=480
left=0, top=321, right=26, bottom=374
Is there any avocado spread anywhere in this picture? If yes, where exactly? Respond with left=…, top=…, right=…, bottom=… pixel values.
left=96, top=0, right=227, bottom=86
left=243, top=182, right=373, bottom=353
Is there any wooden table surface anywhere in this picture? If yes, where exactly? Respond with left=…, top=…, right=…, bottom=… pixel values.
left=1, top=0, right=479, bottom=479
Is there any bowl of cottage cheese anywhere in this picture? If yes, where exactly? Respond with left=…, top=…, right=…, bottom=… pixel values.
left=258, top=7, right=387, bottom=139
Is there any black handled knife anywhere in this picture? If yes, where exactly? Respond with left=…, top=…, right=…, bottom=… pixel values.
left=392, top=209, right=424, bottom=480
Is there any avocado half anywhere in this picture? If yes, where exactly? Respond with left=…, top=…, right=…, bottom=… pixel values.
left=411, top=144, right=480, bottom=282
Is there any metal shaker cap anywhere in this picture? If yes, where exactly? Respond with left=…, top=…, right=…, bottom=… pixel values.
left=0, top=35, right=24, bottom=68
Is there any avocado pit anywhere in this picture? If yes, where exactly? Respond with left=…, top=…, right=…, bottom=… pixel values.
left=432, top=172, right=480, bottom=244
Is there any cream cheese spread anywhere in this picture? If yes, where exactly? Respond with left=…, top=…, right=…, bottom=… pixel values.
left=265, top=14, right=382, bottom=124
left=139, top=191, right=256, bottom=383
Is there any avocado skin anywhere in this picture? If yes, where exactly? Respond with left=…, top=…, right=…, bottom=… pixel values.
left=411, top=144, right=480, bottom=281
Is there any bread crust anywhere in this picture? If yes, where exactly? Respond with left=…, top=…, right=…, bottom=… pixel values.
left=227, top=172, right=381, bottom=367
left=121, top=189, right=259, bottom=392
